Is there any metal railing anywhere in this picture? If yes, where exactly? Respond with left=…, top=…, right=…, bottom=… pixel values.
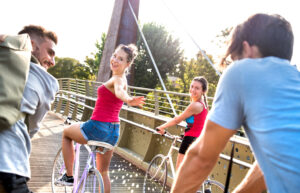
left=52, top=78, right=253, bottom=191
left=55, top=78, right=214, bottom=117
left=52, top=78, right=252, bottom=168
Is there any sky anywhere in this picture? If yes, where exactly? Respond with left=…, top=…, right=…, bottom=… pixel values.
left=2, top=0, right=299, bottom=68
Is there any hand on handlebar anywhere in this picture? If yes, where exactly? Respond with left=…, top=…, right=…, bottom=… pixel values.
left=156, top=127, right=165, bottom=135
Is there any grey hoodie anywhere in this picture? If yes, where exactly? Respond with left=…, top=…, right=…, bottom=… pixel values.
left=0, top=58, right=58, bottom=178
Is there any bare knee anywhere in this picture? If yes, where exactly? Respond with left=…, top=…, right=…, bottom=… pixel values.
left=62, top=124, right=86, bottom=144
left=62, top=127, right=72, bottom=141
left=99, top=170, right=109, bottom=176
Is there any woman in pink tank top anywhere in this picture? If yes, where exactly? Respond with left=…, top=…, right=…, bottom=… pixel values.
left=56, top=44, right=145, bottom=192
left=156, top=76, right=209, bottom=171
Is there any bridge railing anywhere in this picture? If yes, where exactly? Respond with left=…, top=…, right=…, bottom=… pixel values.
left=54, top=78, right=214, bottom=117
left=52, top=78, right=253, bottom=192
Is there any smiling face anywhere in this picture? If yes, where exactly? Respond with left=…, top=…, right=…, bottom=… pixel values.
left=189, top=80, right=204, bottom=101
left=32, top=37, right=56, bottom=70
left=110, top=48, right=130, bottom=75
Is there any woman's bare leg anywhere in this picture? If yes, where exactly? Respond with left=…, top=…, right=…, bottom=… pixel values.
left=62, top=123, right=87, bottom=176
left=96, top=150, right=113, bottom=193
left=176, top=153, right=185, bottom=172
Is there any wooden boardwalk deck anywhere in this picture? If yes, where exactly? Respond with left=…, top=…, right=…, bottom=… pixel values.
left=28, top=112, right=156, bottom=193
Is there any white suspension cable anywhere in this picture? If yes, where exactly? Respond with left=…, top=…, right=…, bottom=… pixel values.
left=128, top=0, right=178, bottom=116
left=161, top=0, right=221, bottom=76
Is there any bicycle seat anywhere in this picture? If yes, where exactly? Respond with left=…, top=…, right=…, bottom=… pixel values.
left=87, top=140, right=114, bottom=151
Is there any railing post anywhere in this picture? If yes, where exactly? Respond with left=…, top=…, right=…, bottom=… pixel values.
left=92, top=81, right=97, bottom=98
left=154, top=89, right=159, bottom=115
left=127, top=87, right=131, bottom=108
left=70, top=80, right=79, bottom=120
left=71, top=95, right=78, bottom=121
left=63, top=79, right=71, bottom=116
left=55, top=79, right=63, bottom=113
left=81, top=80, right=94, bottom=121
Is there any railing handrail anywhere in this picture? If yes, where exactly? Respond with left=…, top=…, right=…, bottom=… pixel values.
left=56, top=78, right=246, bottom=138
left=54, top=88, right=251, bottom=168
left=58, top=78, right=213, bottom=99
left=56, top=85, right=249, bottom=145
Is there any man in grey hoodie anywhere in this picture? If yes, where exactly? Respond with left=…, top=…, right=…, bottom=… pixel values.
left=0, top=25, right=59, bottom=193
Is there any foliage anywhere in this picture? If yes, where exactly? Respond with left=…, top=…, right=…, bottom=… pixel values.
left=134, top=22, right=183, bottom=88
left=213, top=27, right=233, bottom=66
left=84, top=33, right=106, bottom=79
left=171, top=51, right=220, bottom=97
left=48, top=57, right=94, bottom=80
left=213, top=27, right=232, bottom=49
left=48, top=33, right=106, bottom=80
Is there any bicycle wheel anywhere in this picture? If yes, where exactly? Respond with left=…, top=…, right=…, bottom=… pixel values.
left=51, top=147, right=73, bottom=193
left=143, top=154, right=168, bottom=193
left=76, top=168, right=104, bottom=193
left=198, top=179, right=226, bottom=193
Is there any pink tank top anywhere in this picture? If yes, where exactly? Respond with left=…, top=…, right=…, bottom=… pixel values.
left=91, top=85, right=123, bottom=122
left=184, top=101, right=208, bottom=137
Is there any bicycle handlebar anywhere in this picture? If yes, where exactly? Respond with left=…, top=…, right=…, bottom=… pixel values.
left=155, top=128, right=182, bottom=141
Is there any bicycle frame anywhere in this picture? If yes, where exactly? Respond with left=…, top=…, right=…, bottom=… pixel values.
left=72, top=143, right=97, bottom=193
left=165, top=134, right=180, bottom=178
left=150, top=132, right=225, bottom=193
left=154, top=132, right=181, bottom=180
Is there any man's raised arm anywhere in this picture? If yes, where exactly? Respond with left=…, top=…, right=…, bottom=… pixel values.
left=171, top=120, right=236, bottom=193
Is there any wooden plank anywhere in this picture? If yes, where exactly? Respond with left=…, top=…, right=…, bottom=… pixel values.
left=29, top=111, right=155, bottom=193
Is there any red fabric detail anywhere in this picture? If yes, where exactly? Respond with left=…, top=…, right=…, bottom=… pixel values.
left=91, top=85, right=123, bottom=122
left=184, top=101, right=208, bottom=137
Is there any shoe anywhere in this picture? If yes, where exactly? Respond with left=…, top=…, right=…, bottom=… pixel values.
left=55, top=173, right=74, bottom=186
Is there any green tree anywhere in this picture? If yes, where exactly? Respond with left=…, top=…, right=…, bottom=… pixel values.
left=134, top=22, right=183, bottom=88
left=214, top=27, right=232, bottom=49
left=84, top=33, right=106, bottom=79
left=172, top=51, right=220, bottom=97
left=48, top=57, right=93, bottom=79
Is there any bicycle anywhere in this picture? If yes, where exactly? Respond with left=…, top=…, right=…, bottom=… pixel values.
left=51, top=119, right=114, bottom=193
left=143, top=130, right=226, bottom=193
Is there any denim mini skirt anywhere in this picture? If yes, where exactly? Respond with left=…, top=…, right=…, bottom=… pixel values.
left=80, top=120, right=120, bottom=146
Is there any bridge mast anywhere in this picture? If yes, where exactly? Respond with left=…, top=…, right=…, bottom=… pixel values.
left=97, top=0, right=140, bottom=85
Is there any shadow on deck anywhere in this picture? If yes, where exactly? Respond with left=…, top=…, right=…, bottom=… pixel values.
left=28, top=111, right=158, bottom=193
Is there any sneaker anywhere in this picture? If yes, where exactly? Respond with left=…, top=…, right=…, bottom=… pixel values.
left=55, top=173, right=74, bottom=186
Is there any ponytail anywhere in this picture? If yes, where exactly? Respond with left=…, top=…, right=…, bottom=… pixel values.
left=203, top=94, right=209, bottom=110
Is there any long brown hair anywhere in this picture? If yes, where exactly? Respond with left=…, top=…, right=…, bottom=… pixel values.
left=193, top=76, right=209, bottom=110
left=116, top=44, right=138, bottom=65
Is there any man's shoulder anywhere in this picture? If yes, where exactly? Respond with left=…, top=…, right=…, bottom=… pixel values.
left=227, top=57, right=290, bottom=78
left=29, top=62, right=58, bottom=92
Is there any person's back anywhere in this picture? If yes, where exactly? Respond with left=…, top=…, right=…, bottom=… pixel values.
left=216, top=56, right=300, bottom=192
left=0, top=25, right=58, bottom=193
left=170, top=14, right=300, bottom=193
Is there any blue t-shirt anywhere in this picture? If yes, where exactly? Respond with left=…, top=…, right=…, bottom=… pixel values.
left=208, top=56, right=300, bottom=193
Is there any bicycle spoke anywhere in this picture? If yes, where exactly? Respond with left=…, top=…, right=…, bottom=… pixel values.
left=51, top=148, right=74, bottom=193
left=144, top=154, right=168, bottom=193
left=197, top=179, right=226, bottom=193
left=77, top=168, right=103, bottom=193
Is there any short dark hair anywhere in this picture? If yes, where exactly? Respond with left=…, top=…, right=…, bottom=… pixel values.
left=220, top=13, right=294, bottom=67
left=18, top=25, right=58, bottom=44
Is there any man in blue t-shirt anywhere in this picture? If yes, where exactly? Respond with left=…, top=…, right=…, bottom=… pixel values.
left=171, top=14, right=300, bottom=193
